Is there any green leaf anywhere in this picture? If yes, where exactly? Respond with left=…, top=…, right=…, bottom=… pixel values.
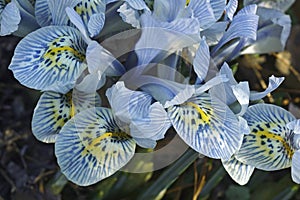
left=272, top=185, right=299, bottom=200
left=137, top=148, right=199, bottom=200
left=225, top=185, right=250, bottom=200
left=199, top=166, right=226, bottom=198
left=46, top=171, right=68, bottom=195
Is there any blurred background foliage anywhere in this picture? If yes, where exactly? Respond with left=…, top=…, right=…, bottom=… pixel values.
left=1, top=1, right=300, bottom=200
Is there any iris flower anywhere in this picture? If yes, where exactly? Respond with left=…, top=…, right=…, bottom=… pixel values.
left=222, top=104, right=300, bottom=185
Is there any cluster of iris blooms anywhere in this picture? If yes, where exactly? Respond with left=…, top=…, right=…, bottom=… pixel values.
left=2, top=0, right=300, bottom=186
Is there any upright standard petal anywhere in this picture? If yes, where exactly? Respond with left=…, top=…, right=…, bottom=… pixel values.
left=9, top=26, right=87, bottom=94
left=167, top=93, right=242, bottom=160
left=106, top=82, right=171, bottom=148
left=0, top=2, right=21, bottom=36
left=225, top=0, right=238, bottom=21
left=241, top=7, right=291, bottom=54
left=231, top=81, right=250, bottom=116
left=249, top=75, right=284, bottom=101
left=153, top=0, right=186, bottom=22
left=55, top=107, right=136, bottom=186
left=134, top=13, right=200, bottom=65
left=222, top=156, right=255, bottom=185
left=74, top=0, right=106, bottom=37
left=188, top=0, right=216, bottom=30
left=209, top=63, right=239, bottom=106
left=212, top=5, right=258, bottom=63
left=35, top=0, right=80, bottom=26
left=193, top=37, right=210, bottom=83
left=235, top=104, right=296, bottom=171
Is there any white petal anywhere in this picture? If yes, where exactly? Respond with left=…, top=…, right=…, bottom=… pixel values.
left=249, top=75, right=284, bottom=101
left=222, top=156, right=255, bottom=185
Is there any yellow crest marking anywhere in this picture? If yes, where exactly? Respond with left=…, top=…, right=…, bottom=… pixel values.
left=186, top=102, right=211, bottom=124
left=256, top=130, right=294, bottom=159
left=82, top=132, right=130, bottom=153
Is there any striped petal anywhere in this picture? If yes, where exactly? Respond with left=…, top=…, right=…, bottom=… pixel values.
left=55, top=107, right=136, bottom=186
left=88, top=13, right=105, bottom=38
left=241, top=7, right=291, bottom=54
left=74, top=0, right=106, bottom=37
left=0, top=2, right=21, bottom=36
left=48, top=0, right=81, bottom=25
left=35, top=0, right=105, bottom=37
left=35, top=0, right=52, bottom=27
left=35, top=0, right=80, bottom=26
left=222, top=156, right=255, bottom=185
left=167, top=93, right=242, bottom=160
left=32, top=90, right=101, bottom=143
left=243, top=0, right=295, bottom=12
left=135, top=13, right=200, bottom=65
left=225, top=0, right=238, bottom=21
left=235, top=104, right=296, bottom=171
left=153, top=0, right=186, bottom=22
left=193, top=37, right=210, bottom=83
left=107, top=0, right=149, bottom=10
left=292, top=151, right=300, bottom=184
left=188, top=0, right=216, bottom=30
left=212, top=5, right=258, bottom=62
left=9, top=26, right=87, bottom=94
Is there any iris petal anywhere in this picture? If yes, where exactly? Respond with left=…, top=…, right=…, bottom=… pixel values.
left=235, top=104, right=296, bottom=170
left=193, top=37, right=210, bottom=83
left=32, top=90, right=101, bottom=143
left=9, top=26, right=87, bottom=94
left=0, top=2, right=21, bottom=36
left=292, top=151, right=300, bottom=184
left=222, top=156, right=255, bottom=185
left=249, top=75, right=284, bottom=101
left=167, top=93, right=242, bottom=160
left=55, top=107, right=136, bottom=186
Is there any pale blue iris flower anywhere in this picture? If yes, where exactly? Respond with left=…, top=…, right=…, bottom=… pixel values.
left=8, top=5, right=124, bottom=94
left=241, top=6, right=292, bottom=54
left=103, top=37, right=246, bottom=160
left=0, top=0, right=39, bottom=36
left=3, top=0, right=297, bottom=187
left=222, top=104, right=300, bottom=185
